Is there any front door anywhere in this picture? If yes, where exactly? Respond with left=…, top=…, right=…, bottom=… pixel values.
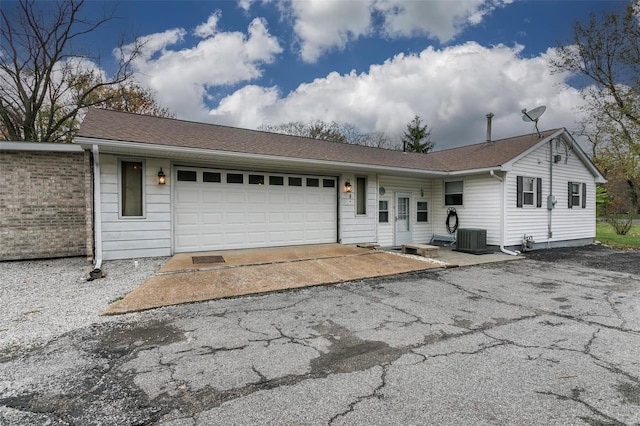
left=394, top=192, right=412, bottom=246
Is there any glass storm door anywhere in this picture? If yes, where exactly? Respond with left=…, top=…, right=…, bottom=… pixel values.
left=394, top=193, right=412, bottom=246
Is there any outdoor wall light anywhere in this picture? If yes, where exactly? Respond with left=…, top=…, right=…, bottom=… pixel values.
left=158, top=168, right=166, bottom=185
left=344, top=180, right=352, bottom=193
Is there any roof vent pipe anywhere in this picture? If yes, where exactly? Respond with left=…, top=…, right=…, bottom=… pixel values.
left=486, top=112, right=494, bottom=142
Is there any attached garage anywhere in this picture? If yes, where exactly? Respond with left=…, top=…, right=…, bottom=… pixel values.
left=173, top=166, right=338, bottom=252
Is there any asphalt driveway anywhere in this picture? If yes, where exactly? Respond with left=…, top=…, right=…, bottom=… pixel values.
left=1, top=245, right=639, bottom=425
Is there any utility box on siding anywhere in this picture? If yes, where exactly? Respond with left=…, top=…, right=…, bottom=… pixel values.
left=455, top=228, right=489, bottom=254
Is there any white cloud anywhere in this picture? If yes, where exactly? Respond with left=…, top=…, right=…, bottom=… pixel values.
left=194, top=12, right=221, bottom=38
left=289, top=0, right=374, bottom=63
left=377, top=0, right=511, bottom=41
left=124, top=15, right=282, bottom=121
left=208, top=42, right=586, bottom=149
left=286, top=0, right=512, bottom=63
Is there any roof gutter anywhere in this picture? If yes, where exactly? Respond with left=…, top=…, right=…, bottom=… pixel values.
left=75, top=137, right=452, bottom=178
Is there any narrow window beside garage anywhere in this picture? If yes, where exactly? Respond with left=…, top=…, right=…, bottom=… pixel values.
left=356, top=176, right=367, bottom=215
left=121, top=160, right=143, bottom=217
left=417, top=201, right=428, bottom=222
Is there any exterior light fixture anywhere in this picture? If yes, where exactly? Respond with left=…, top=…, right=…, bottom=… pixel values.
left=158, top=168, right=166, bottom=185
left=344, top=180, right=352, bottom=193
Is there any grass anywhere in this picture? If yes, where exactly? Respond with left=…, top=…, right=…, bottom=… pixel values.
left=596, top=221, right=640, bottom=249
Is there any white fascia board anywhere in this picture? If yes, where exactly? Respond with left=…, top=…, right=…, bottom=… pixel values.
left=446, top=166, right=509, bottom=176
left=74, top=137, right=450, bottom=178
left=0, top=141, right=84, bottom=152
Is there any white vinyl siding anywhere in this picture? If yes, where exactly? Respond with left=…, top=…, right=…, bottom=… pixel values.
left=340, top=173, right=377, bottom=244
left=100, top=155, right=172, bottom=260
left=506, top=142, right=596, bottom=246
left=376, top=176, right=433, bottom=247
left=431, top=175, right=502, bottom=246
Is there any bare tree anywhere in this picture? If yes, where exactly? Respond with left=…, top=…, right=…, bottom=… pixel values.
left=552, top=2, right=640, bottom=233
left=0, top=0, right=142, bottom=142
left=259, top=120, right=400, bottom=150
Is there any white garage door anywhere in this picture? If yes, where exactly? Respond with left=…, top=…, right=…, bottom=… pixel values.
left=174, top=167, right=338, bottom=252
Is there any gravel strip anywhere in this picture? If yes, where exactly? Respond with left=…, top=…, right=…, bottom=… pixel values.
left=0, top=256, right=168, bottom=354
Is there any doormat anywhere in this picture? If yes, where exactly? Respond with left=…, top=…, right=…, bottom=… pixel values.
left=192, top=255, right=225, bottom=264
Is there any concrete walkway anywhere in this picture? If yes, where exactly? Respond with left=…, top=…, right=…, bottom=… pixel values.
left=102, top=244, right=521, bottom=315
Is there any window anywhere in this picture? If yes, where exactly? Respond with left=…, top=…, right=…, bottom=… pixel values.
left=249, top=174, right=264, bottom=185
left=177, top=170, right=197, bottom=182
left=323, top=179, right=335, bottom=188
left=121, top=160, right=144, bottom=217
left=444, top=181, right=463, bottom=206
left=417, top=202, right=428, bottom=222
left=568, top=182, right=586, bottom=208
left=379, top=200, right=389, bottom=223
left=288, top=177, right=302, bottom=186
left=306, top=178, right=319, bottom=187
left=356, top=176, right=367, bottom=215
left=269, top=176, right=284, bottom=186
left=227, top=173, right=244, bottom=184
left=203, top=172, right=221, bottom=183
left=516, top=176, right=542, bottom=207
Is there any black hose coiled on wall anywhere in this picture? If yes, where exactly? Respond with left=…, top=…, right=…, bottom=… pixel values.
left=446, top=208, right=458, bottom=234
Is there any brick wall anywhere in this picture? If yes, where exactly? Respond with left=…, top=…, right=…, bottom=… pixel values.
left=0, top=150, right=93, bottom=260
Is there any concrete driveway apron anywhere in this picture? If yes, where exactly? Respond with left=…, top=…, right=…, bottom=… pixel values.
left=102, top=244, right=445, bottom=315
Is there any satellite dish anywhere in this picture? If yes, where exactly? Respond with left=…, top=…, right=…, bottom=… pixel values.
left=521, top=105, right=546, bottom=137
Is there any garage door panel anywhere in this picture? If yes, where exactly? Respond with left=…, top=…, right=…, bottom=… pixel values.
left=248, top=212, right=266, bottom=223
left=174, top=168, right=337, bottom=252
left=202, top=192, right=223, bottom=203
left=202, top=212, right=222, bottom=224
left=226, top=192, right=246, bottom=203
left=269, top=212, right=286, bottom=223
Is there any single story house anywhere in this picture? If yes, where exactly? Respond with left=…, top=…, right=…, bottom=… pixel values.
left=69, top=108, right=605, bottom=262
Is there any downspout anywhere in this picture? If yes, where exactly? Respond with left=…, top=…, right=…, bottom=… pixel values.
left=490, top=170, right=520, bottom=256
left=547, top=139, right=554, bottom=248
left=92, top=144, right=103, bottom=270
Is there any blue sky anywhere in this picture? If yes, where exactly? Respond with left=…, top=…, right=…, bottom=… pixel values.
left=72, top=1, right=629, bottom=148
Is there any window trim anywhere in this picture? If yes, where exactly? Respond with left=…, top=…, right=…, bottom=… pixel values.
left=516, top=176, right=542, bottom=208
left=444, top=180, right=464, bottom=206
left=417, top=201, right=428, bottom=222
left=379, top=200, right=389, bottom=223
left=118, top=158, right=146, bottom=219
left=568, top=181, right=587, bottom=209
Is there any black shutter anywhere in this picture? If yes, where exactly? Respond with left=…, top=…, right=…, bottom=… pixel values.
left=516, top=176, right=523, bottom=208
left=568, top=182, right=573, bottom=208
left=536, top=178, right=542, bottom=208
left=582, top=183, right=587, bottom=208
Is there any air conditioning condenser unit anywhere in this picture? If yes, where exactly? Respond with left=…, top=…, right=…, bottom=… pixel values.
left=455, top=228, right=489, bottom=254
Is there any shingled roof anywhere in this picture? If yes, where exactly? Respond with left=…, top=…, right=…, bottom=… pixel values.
left=77, top=108, right=561, bottom=173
